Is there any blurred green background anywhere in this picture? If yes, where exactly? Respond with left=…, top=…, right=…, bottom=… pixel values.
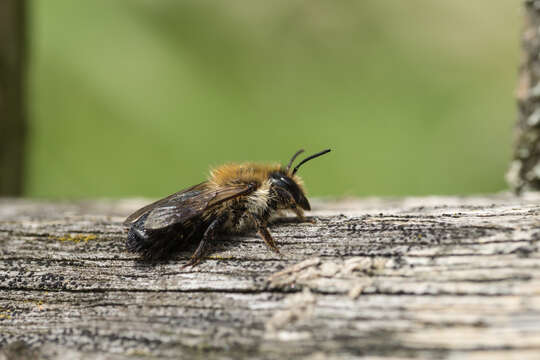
left=27, top=0, right=521, bottom=198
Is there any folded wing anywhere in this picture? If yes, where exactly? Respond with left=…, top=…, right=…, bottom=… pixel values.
left=124, top=181, right=256, bottom=231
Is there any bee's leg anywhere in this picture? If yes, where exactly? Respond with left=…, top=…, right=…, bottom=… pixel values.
left=247, top=213, right=280, bottom=254
left=275, top=187, right=314, bottom=224
left=183, top=215, right=227, bottom=268
left=258, top=225, right=281, bottom=254
left=292, top=206, right=315, bottom=224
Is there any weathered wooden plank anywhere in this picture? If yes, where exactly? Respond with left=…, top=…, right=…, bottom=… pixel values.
left=1, top=194, right=540, bottom=359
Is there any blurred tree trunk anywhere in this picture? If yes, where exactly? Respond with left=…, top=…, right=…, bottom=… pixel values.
left=508, top=0, right=540, bottom=192
left=0, top=0, right=27, bottom=196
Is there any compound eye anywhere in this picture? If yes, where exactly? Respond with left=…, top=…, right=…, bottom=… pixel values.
left=269, top=172, right=310, bottom=210
left=271, top=174, right=293, bottom=188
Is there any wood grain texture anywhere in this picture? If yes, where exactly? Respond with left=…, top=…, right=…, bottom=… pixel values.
left=509, top=0, right=540, bottom=192
left=1, top=194, right=540, bottom=359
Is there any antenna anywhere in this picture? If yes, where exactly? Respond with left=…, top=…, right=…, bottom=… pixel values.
left=286, top=149, right=305, bottom=172
left=292, top=149, right=331, bottom=175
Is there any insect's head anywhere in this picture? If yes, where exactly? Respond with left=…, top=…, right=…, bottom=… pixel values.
left=269, top=148, right=331, bottom=211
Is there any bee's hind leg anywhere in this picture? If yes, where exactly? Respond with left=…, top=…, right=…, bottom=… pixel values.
left=183, top=215, right=227, bottom=268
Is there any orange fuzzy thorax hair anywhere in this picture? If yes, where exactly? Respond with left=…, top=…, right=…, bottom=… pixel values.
left=209, top=163, right=305, bottom=190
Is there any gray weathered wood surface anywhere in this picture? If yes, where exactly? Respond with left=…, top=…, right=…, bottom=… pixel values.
left=1, top=194, right=540, bottom=359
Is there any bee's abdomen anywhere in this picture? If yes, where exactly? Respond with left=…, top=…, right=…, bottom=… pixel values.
left=126, top=228, right=148, bottom=252
left=126, top=213, right=207, bottom=260
left=126, top=213, right=154, bottom=253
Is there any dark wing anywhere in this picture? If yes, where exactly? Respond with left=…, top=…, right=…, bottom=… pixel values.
left=123, top=181, right=256, bottom=231
left=123, top=182, right=207, bottom=226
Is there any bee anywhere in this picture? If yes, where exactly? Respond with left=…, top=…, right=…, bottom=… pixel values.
left=123, top=148, right=331, bottom=267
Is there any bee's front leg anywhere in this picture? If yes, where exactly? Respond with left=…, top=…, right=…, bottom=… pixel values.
left=183, top=214, right=227, bottom=268
left=292, top=206, right=316, bottom=224
left=274, top=187, right=314, bottom=224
